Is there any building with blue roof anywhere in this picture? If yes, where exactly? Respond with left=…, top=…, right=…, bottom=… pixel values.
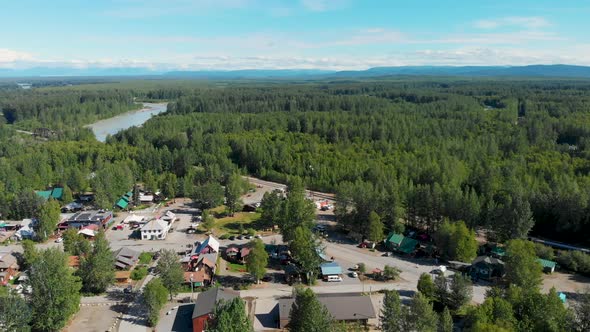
left=320, top=262, right=342, bottom=277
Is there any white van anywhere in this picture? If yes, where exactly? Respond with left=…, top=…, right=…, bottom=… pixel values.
left=326, top=275, right=343, bottom=282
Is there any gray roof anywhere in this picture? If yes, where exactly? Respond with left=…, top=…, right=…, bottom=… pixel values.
left=472, top=256, right=504, bottom=266
left=279, top=293, right=375, bottom=322
left=114, top=247, right=140, bottom=268
left=0, top=252, right=17, bottom=269
left=192, top=288, right=239, bottom=319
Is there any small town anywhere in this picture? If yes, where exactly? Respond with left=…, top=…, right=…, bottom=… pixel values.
left=2, top=2, right=590, bottom=331
left=1, top=176, right=589, bottom=332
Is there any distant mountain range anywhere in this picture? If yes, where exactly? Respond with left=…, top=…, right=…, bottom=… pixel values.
left=3, top=64, right=590, bottom=79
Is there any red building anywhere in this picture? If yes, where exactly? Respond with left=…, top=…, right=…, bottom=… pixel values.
left=191, top=288, right=239, bottom=332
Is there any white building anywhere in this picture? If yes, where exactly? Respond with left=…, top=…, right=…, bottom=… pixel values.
left=141, top=219, right=169, bottom=240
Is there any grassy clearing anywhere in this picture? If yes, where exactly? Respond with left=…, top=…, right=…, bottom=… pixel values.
left=214, top=211, right=261, bottom=235
left=227, top=262, right=247, bottom=273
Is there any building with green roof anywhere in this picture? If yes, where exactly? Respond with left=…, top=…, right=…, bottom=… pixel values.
left=116, top=198, right=129, bottom=209
left=35, top=187, right=64, bottom=201
left=537, top=258, right=556, bottom=273
left=385, top=232, right=418, bottom=254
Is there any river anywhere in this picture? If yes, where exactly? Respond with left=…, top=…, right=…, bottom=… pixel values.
left=87, top=102, right=168, bottom=142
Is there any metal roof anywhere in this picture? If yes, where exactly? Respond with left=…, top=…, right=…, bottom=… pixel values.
left=320, top=262, right=342, bottom=276
left=537, top=258, right=556, bottom=269
left=386, top=233, right=404, bottom=245
left=279, top=294, right=375, bottom=323
left=192, top=288, right=239, bottom=319
left=116, top=198, right=129, bottom=209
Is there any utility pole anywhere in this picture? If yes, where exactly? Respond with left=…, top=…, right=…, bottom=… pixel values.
left=190, top=274, right=194, bottom=301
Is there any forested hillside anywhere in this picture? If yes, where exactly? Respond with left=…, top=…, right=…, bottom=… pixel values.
left=1, top=79, right=590, bottom=245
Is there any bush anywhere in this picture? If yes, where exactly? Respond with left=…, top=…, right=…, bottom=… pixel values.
left=139, top=252, right=154, bottom=265
left=534, top=243, right=555, bottom=261
left=131, top=266, right=148, bottom=281
left=219, top=234, right=230, bottom=240
left=247, top=228, right=256, bottom=236
left=556, top=250, right=590, bottom=275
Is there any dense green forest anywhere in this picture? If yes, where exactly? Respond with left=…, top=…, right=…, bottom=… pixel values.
left=1, top=78, right=590, bottom=245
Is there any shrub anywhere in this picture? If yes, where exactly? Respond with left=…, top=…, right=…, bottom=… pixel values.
left=131, top=266, right=148, bottom=281
left=247, top=228, right=256, bottom=236
left=533, top=243, right=555, bottom=261
left=219, top=234, right=230, bottom=240
left=556, top=250, right=590, bottom=275
left=139, top=252, right=154, bottom=265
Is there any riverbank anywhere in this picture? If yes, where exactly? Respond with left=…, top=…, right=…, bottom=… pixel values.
left=87, top=102, right=168, bottom=142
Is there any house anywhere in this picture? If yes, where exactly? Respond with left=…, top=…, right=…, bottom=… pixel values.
left=13, top=220, right=35, bottom=240
left=0, top=252, right=19, bottom=284
left=61, top=210, right=113, bottom=230
left=225, top=245, right=250, bottom=263
left=470, top=256, right=505, bottom=281
left=35, top=187, right=63, bottom=201
left=141, top=219, right=169, bottom=240
left=538, top=258, right=557, bottom=273
left=320, top=262, right=342, bottom=280
left=61, top=202, right=83, bottom=213
left=192, top=288, right=240, bottom=332
left=139, top=193, right=154, bottom=203
left=183, top=269, right=212, bottom=288
left=194, top=235, right=220, bottom=255
left=114, top=247, right=141, bottom=270
left=78, top=224, right=99, bottom=238
left=385, top=232, right=419, bottom=255
left=278, top=293, right=376, bottom=328
left=123, top=214, right=146, bottom=225
left=161, top=211, right=176, bottom=222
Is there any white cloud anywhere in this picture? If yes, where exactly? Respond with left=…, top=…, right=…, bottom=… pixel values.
left=474, top=16, right=551, bottom=29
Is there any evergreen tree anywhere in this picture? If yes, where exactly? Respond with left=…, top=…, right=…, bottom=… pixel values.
left=143, top=278, right=168, bottom=327
left=28, top=248, right=81, bottom=332
left=438, top=307, right=453, bottom=332
left=289, top=226, right=322, bottom=284
left=36, top=199, right=60, bottom=241
left=407, top=292, right=438, bottom=332
left=380, top=290, right=406, bottom=332
left=417, top=273, right=436, bottom=301
left=208, top=297, right=253, bottom=332
left=62, top=228, right=91, bottom=256
left=505, top=239, right=543, bottom=290
left=279, top=178, right=316, bottom=243
left=62, top=185, right=73, bottom=203
left=288, top=288, right=333, bottom=332
left=156, top=249, right=184, bottom=300
left=447, top=273, right=473, bottom=311
left=0, top=291, right=32, bottom=332
left=367, top=211, right=384, bottom=247
left=78, top=229, right=115, bottom=294
left=573, top=289, right=590, bottom=332
left=246, top=239, right=268, bottom=283
left=201, top=209, right=216, bottom=233
left=225, top=172, right=246, bottom=216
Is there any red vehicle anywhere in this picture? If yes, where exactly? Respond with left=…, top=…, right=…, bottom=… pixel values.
left=358, top=242, right=368, bottom=248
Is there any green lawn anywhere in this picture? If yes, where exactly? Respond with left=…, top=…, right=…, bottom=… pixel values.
left=227, top=262, right=247, bottom=273
left=209, top=208, right=261, bottom=235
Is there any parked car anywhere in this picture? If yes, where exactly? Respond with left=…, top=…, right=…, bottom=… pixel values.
left=237, top=235, right=244, bottom=240
left=186, top=228, right=197, bottom=234
left=350, top=271, right=358, bottom=278
left=255, top=234, right=262, bottom=239
left=55, top=237, right=63, bottom=243
left=246, top=235, right=253, bottom=239
left=229, top=235, right=236, bottom=241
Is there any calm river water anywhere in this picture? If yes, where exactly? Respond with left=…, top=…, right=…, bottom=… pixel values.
left=87, top=102, right=168, bottom=142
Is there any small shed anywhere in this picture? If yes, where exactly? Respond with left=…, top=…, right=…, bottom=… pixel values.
left=537, top=258, right=557, bottom=273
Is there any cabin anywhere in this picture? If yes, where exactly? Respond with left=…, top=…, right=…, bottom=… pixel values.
left=114, top=247, right=141, bottom=270
left=470, top=256, right=505, bottom=281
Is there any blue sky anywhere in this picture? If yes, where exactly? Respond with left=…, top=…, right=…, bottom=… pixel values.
left=1, top=0, right=589, bottom=70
